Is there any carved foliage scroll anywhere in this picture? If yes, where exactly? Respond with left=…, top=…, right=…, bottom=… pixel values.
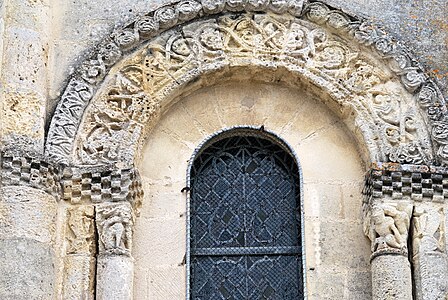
left=75, top=12, right=432, bottom=166
left=45, top=1, right=447, bottom=166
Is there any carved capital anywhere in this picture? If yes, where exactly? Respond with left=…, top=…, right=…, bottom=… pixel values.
left=412, top=204, right=445, bottom=258
left=66, top=205, right=95, bottom=255
left=363, top=162, right=448, bottom=259
left=61, top=166, right=143, bottom=210
left=363, top=201, right=412, bottom=258
left=0, top=149, right=61, bottom=198
left=96, top=202, right=134, bottom=256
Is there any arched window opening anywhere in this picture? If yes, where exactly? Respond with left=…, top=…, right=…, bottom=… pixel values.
left=188, top=129, right=304, bottom=299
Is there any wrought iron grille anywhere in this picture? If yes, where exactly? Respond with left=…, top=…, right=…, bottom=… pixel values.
left=189, top=134, right=304, bottom=299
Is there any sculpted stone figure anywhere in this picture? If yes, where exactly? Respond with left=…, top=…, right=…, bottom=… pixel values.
left=412, top=205, right=445, bottom=256
left=97, top=203, right=134, bottom=256
left=66, top=206, right=95, bottom=254
left=365, top=203, right=412, bottom=253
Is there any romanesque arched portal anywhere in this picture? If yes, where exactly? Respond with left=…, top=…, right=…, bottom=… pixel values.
left=2, top=1, right=447, bottom=299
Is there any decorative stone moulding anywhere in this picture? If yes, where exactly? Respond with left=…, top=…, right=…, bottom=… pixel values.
left=363, top=162, right=448, bottom=203
left=0, top=149, right=61, bottom=198
left=45, top=0, right=448, bottom=168
left=61, top=166, right=143, bottom=209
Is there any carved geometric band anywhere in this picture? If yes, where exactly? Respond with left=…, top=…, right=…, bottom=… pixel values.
left=363, top=162, right=448, bottom=203
left=0, top=150, right=61, bottom=198
left=62, top=166, right=143, bottom=208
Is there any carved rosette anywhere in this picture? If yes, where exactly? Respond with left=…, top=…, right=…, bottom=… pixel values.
left=96, top=202, right=134, bottom=256
left=45, top=0, right=447, bottom=168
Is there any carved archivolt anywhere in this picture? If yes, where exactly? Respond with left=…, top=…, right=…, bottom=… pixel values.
left=45, top=1, right=447, bottom=167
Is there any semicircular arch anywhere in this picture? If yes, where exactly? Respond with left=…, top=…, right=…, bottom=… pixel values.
left=45, top=0, right=448, bottom=167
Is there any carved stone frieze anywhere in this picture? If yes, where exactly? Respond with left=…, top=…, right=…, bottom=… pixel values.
left=96, top=202, right=134, bottom=256
left=0, top=150, right=61, bottom=198
left=61, top=166, right=143, bottom=210
left=66, top=206, right=95, bottom=255
left=45, top=0, right=447, bottom=167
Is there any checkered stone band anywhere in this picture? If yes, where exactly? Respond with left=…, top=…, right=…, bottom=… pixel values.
left=1, top=150, right=61, bottom=198
left=363, top=163, right=448, bottom=203
left=61, top=166, right=143, bottom=207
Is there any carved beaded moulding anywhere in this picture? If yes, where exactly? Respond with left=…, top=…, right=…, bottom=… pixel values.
left=45, top=0, right=447, bottom=168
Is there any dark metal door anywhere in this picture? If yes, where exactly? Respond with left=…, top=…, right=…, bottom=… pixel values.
left=190, top=135, right=303, bottom=299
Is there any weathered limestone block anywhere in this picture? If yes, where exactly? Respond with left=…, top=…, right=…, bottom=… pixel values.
left=0, top=186, right=58, bottom=299
left=0, top=238, right=55, bottom=300
left=1, top=2, right=50, bottom=150
left=62, top=255, right=96, bottom=300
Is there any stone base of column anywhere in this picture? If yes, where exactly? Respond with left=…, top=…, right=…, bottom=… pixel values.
left=63, top=255, right=95, bottom=299
left=371, top=254, right=412, bottom=300
left=96, top=254, right=134, bottom=300
left=413, top=252, right=448, bottom=300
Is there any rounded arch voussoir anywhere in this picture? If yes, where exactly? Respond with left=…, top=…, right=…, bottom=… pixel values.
left=45, top=0, right=448, bottom=167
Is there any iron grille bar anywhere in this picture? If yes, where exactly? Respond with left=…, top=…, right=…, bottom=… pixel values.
left=192, top=246, right=302, bottom=256
left=189, top=133, right=304, bottom=299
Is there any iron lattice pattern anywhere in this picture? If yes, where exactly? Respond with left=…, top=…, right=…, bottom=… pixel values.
left=190, top=134, right=303, bottom=299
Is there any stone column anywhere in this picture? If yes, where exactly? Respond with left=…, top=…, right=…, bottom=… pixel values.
left=363, top=164, right=414, bottom=300
left=411, top=200, right=448, bottom=298
left=0, top=150, right=60, bottom=299
left=96, top=202, right=135, bottom=300
left=62, top=205, right=96, bottom=299
left=60, top=166, right=143, bottom=299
